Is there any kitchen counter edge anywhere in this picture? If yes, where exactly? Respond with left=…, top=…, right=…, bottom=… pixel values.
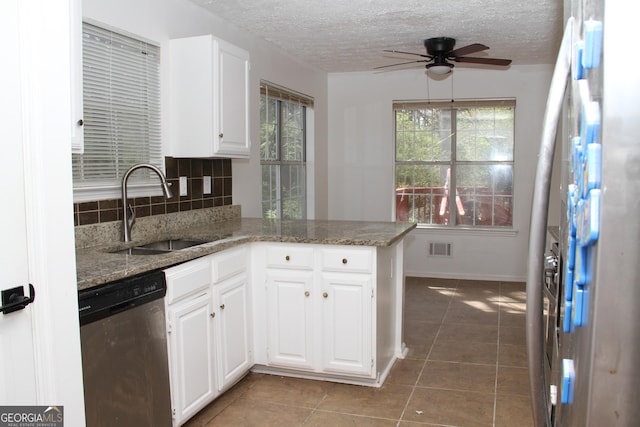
left=76, top=218, right=417, bottom=290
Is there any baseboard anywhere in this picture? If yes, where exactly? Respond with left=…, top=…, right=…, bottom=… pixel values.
left=404, top=270, right=526, bottom=283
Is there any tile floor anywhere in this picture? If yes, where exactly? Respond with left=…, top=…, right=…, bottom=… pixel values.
left=184, top=277, right=533, bottom=427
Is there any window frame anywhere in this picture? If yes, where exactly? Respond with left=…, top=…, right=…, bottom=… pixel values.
left=260, top=81, right=312, bottom=220
left=394, top=99, right=516, bottom=229
left=72, top=21, right=163, bottom=202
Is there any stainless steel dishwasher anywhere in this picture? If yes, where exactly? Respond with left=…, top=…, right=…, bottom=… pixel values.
left=79, top=270, right=172, bottom=427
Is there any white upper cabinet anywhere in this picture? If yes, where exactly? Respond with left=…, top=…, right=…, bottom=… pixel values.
left=169, top=35, right=250, bottom=158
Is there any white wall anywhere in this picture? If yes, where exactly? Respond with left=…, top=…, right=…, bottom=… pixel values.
left=82, top=0, right=329, bottom=219
left=328, top=65, right=554, bottom=281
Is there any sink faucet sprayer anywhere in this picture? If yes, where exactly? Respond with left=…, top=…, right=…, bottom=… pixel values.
left=121, top=163, right=173, bottom=242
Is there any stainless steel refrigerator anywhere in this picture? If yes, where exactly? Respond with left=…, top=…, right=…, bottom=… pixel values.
left=526, top=0, right=640, bottom=425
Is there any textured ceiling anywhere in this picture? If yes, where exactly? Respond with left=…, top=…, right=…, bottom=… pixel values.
left=190, top=0, right=563, bottom=72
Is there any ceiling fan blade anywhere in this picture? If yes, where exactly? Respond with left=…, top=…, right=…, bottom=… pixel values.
left=449, top=43, right=489, bottom=57
left=383, top=49, right=431, bottom=59
left=453, top=56, right=512, bottom=66
left=374, top=60, right=429, bottom=69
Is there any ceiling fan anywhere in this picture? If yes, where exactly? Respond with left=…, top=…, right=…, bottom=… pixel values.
left=377, top=37, right=512, bottom=75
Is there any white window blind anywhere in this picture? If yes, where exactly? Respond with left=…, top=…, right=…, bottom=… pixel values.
left=73, top=22, right=162, bottom=189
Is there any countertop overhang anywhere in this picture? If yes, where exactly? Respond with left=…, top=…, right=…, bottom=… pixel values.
left=76, top=217, right=417, bottom=290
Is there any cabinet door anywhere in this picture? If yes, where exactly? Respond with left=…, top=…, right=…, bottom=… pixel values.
left=214, top=274, right=251, bottom=390
left=167, top=292, right=217, bottom=425
left=214, top=39, right=250, bottom=157
left=265, top=270, right=315, bottom=369
left=320, top=273, right=374, bottom=377
left=169, top=35, right=249, bottom=158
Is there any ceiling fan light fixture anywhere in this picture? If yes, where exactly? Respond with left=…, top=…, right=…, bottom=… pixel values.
left=426, top=62, right=453, bottom=75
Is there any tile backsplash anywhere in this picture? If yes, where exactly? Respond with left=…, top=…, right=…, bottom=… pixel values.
left=73, top=157, right=232, bottom=226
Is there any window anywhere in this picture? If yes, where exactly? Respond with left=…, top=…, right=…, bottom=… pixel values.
left=260, top=81, right=312, bottom=219
left=394, top=100, right=515, bottom=227
left=72, top=22, right=162, bottom=196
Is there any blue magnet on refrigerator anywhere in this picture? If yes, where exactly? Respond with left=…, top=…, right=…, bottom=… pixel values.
left=579, top=189, right=601, bottom=247
left=564, top=298, right=574, bottom=333
left=571, top=137, right=582, bottom=183
left=568, top=184, right=579, bottom=236
left=573, top=40, right=585, bottom=80
left=574, top=244, right=589, bottom=286
left=573, top=284, right=587, bottom=327
left=564, top=263, right=574, bottom=303
left=562, top=359, right=575, bottom=404
left=580, top=101, right=601, bottom=149
left=583, top=143, right=602, bottom=197
left=567, top=235, right=576, bottom=270
left=582, top=20, right=603, bottom=69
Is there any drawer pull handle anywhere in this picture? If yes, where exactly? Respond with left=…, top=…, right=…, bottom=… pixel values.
left=342, top=258, right=348, bottom=264
left=323, top=292, right=328, bottom=298
left=285, top=255, right=290, bottom=261
left=304, top=291, right=310, bottom=297
left=220, top=304, right=225, bottom=310
left=210, top=312, right=215, bottom=318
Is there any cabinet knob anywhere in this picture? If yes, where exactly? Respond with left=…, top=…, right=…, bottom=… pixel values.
left=285, top=255, right=290, bottom=261
left=77, top=119, right=84, bottom=126
left=342, top=258, right=348, bottom=264
left=322, top=292, right=328, bottom=298
left=219, top=133, right=224, bottom=138
left=220, top=304, right=225, bottom=310
left=304, top=291, right=310, bottom=297
left=210, top=312, right=215, bottom=318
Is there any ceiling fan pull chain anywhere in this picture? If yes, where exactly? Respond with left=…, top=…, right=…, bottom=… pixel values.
left=451, top=73, right=454, bottom=103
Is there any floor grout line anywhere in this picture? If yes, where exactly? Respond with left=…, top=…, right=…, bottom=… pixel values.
left=492, top=282, right=505, bottom=427
left=396, top=279, right=457, bottom=426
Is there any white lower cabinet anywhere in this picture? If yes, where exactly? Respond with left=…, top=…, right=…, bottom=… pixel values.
left=164, top=247, right=251, bottom=426
left=265, top=269, right=315, bottom=369
left=166, top=292, right=218, bottom=425
left=262, top=244, right=376, bottom=378
left=213, top=272, right=251, bottom=390
left=320, top=272, right=373, bottom=376
left=162, top=240, right=402, bottom=425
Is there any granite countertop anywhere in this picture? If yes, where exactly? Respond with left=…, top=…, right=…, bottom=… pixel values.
left=76, top=216, right=417, bottom=290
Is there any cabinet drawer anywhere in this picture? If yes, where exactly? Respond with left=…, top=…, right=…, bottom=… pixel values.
left=212, top=247, right=247, bottom=283
left=320, top=247, right=373, bottom=274
left=266, top=245, right=314, bottom=270
left=164, top=257, right=212, bottom=304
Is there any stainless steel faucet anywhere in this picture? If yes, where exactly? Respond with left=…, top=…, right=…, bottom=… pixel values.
left=121, top=163, right=173, bottom=242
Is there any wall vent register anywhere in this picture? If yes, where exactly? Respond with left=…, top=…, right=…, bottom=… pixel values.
left=429, top=242, right=452, bottom=257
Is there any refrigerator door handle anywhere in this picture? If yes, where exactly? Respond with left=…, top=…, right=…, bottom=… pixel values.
left=526, top=17, right=574, bottom=427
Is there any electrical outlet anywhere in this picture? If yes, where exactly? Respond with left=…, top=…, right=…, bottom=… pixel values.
left=179, top=176, right=188, bottom=196
left=203, top=176, right=212, bottom=194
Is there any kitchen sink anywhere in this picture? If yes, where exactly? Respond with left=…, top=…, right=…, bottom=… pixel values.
left=110, top=239, right=208, bottom=255
left=137, top=239, right=207, bottom=251
left=113, top=247, right=171, bottom=255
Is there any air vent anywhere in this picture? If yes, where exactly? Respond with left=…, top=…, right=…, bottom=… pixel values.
left=429, top=242, right=452, bottom=257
